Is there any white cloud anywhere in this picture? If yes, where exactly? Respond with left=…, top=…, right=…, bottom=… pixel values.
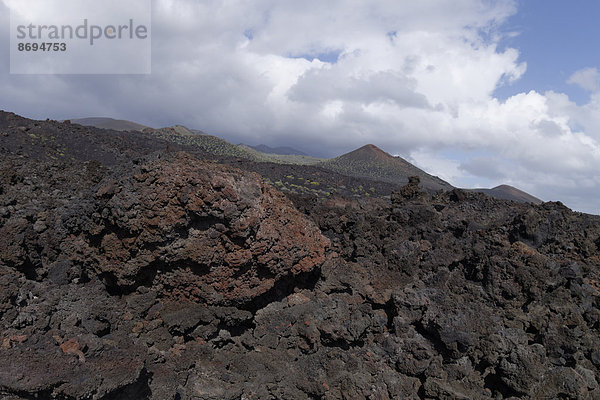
left=1, top=0, right=600, bottom=214
left=567, top=67, right=600, bottom=92
left=409, top=149, right=471, bottom=187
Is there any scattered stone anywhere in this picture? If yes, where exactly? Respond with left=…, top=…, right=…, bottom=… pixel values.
left=59, top=338, right=86, bottom=362
left=1, top=335, right=27, bottom=350
left=32, top=220, right=47, bottom=233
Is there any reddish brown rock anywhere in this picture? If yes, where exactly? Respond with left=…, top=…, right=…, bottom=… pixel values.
left=75, top=153, right=330, bottom=305
left=59, top=338, right=86, bottom=362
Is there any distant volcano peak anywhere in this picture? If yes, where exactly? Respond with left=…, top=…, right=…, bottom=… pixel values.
left=346, top=144, right=393, bottom=161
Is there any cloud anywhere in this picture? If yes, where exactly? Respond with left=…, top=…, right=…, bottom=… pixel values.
left=289, top=69, right=431, bottom=109
left=409, top=150, right=469, bottom=186
left=567, top=67, right=600, bottom=92
left=459, top=156, right=506, bottom=181
left=1, top=0, right=600, bottom=214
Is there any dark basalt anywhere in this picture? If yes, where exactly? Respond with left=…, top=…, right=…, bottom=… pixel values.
left=0, top=111, right=599, bottom=399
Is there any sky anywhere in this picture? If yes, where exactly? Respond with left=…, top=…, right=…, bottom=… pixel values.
left=1, top=0, right=599, bottom=215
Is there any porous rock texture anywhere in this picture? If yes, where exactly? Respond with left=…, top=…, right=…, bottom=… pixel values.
left=0, top=112, right=599, bottom=399
left=0, top=151, right=330, bottom=399
left=70, top=152, right=329, bottom=306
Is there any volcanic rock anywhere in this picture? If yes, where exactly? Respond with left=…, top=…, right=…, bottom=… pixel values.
left=1, top=112, right=599, bottom=399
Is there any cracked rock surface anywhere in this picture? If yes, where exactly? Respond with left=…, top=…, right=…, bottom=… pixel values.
left=0, top=111, right=599, bottom=399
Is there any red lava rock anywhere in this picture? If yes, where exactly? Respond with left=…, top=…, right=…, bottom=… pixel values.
left=72, top=153, right=330, bottom=305
left=1, top=335, right=28, bottom=350
left=60, top=338, right=86, bottom=362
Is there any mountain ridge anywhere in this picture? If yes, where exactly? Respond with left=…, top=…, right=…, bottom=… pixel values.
left=469, top=184, right=543, bottom=205
left=21, top=112, right=543, bottom=204
left=64, top=116, right=545, bottom=204
left=31, top=113, right=544, bottom=203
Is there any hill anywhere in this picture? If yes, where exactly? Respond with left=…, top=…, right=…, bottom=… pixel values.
left=143, top=126, right=261, bottom=160
left=5, top=112, right=541, bottom=204
left=470, top=184, right=543, bottom=204
left=238, top=144, right=325, bottom=166
left=70, top=117, right=149, bottom=131
left=318, top=144, right=454, bottom=192
left=145, top=127, right=323, bottom=166
left=0, top=112, right=401, bottom=198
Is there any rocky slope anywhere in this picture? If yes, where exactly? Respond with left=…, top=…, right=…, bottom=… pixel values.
left=0, top=111, right=599, bottom=399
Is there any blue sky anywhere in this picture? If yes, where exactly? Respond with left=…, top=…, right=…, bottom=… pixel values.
left=495, top=0, right=600, bottom=104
